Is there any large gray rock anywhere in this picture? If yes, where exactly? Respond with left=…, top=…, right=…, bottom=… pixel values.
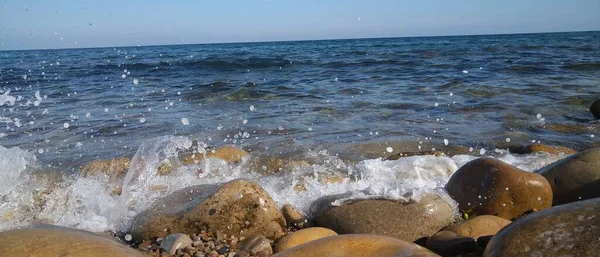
left=484, top=197, right=600, bottom=257
left=130, top=179, right=286, bottom=242
left=590, top=98, right=600, bottom=119
left=312, top=194, right=454, bottom=242
left=536, top=147, right=600, bottom=205
left=446, top=157, right=552, bottom=220
left=0, top=225, right=146, bottom=257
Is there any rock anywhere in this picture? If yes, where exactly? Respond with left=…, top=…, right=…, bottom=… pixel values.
left=312, top=194, right=454, bottom=242
left=181, top=145, right=248, bottom=165
left=272, top=234, right=440, bottom=257
left=508, top=143, right=576, bottom=155
left=385, top=151, right=444, bottom=160
left=79, top=156, right=131, bottom=181
left=130, top=179, right=286, bottom=242
left=0, top=225, right=147, bottom=257
left=483, top=197, right=600, bottom=257
left=160, top=233, right=193, bottom=255
left=444, top=215, right=511, bottom=240
left=274, top=227, right=337, bottom=253
left=281, top=204, right=308, bottom=229
left=590, top=98, right=600, bottom=119
left=445, top=157, right=552, bottom=220
left=425, top=231, right=479, bottom=256
left=237, top=235, right=273, bottom=255
left=536, top=147, right=600, bottom=205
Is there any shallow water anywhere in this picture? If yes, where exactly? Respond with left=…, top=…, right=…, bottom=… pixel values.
left=0, top=31, right=599, bottom=232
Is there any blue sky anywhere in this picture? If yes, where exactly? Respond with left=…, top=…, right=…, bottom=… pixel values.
left=1, top=0, right=599, bottom=50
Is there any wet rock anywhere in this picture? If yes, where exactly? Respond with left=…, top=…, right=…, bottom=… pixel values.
left=445, top=157, right=552, bottom=220
left=79, top=156, right=131, bottom=181
left=131, top=179, right=286, bottom=242
left=181, top=145, right=249, bottom=165
left=544, top=123, right=599, bottom=134
left=385, top=151, right=444, bottom=160
left=312, top=194, right=454, bottom=242
left=590, top=98, right=600, bottom=119
left=508, top=143, right=576, bottom=155
left=272, top=234, right=440, bottom=257
left=237, top=235, right=273, bottom=255
left=484, top=197, right=600, bottom=257
left=161, top=233, right=193, bottom=255
left=425, top=231, right=479, bottom=256
left=444, top=215, right=511, bottom=240
left=274, top=227, right=337, bottom=253
left=536, top=146, right=600, bottom=205
left=281, top=204, right=308, bottom=229
left=0, top=225, right=146, bottom=257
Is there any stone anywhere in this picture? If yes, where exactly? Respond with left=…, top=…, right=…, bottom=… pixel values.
left=79, top=156, right=131, bottom=181
left=444, top=215, right=511, bottom=240
left=445, top=157, right=552, bottom=220
left=536, top=146, right=600, bottom=205
left=281, top=204, right=308, bottom=229
left=130, top=179, right=286, bottom=242
left=0, top=225, right=147, bottom=257
left=508, top=143, right=576, bottom=155
left=272, top=234, right=440, bottom=257
left=590, top=98, right=600, bottom=119
left=237, top=235, right=273, bottom=255
left=312, top=194, right=454, bottom=242
left=274, top=227, right=337, bottom=253
left=385, top=151, right=444, bottom=160
left=425, top=231, right=479, bottom=256
left=483, top=197, right=600, bottom=257
left=161, top=233, right=193, bottom=255
left=181, top=145, right=248, bottom=165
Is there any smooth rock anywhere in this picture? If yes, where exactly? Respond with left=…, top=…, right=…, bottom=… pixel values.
left=590, top=98, right=600, bottom=119
left=160, top=233, right=193, bottom=255
left=79, top=156, right=131, bottom=181
left=445, top=157, right=552, bottom=220
left=536, top=146, right=600, bottom=205
left=444, top=215, right=511, bottom=240
left=508, top=143, right=576, bottom=155
left=281, top=204, right=308, bottom=229
left=272, top=234, right=440, bottom=257
left=425, top=231, right=479, bottom=256
left=274, top=227, right=337, bottom=253
left=0, top=225, right=147, bottom=257
left=130, top=179, right=285, bottom=242
left=484, top=197, right=600, bottom=257
left=312, top=194, right=454, bottom=242
left=237, top=235, right=273, bottom=255
left=181, top=145, right=248, bottom=165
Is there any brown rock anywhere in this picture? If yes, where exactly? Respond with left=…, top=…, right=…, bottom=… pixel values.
left=385, top=151, right=444, bottom=160
left=274, top=227, right=337, bottom=253
left=281, top=204, right=308, bottom=229
left=425, top=231, right=479, bottom=256
left=181, top=145, right=248, bottom=165
left=272, top=234, right=440, bottom=257
left=590, top=98, right=600, bottom=119
left=444, top=215, right=511, bottom=240
left=536, top=146, right=600, bottom=205
left=484, top=197, right=600, bottom=257
left=130, top=179, right=285, bottom=242
left=237, top=235, right=273, bottom=255
left=161, top=233, right=193, bottom=255
left=0, top=225, right=147, bottom=257
left=312, top=194, right=454, bottom=242
left=445, top=157, right=552, bottom=220
left=508, top=143, right=576, bottom=155
left=79, top=156, right=131, bottom=181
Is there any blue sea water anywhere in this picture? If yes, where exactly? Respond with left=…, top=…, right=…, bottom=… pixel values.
left=1, top=31, right=599, bottom=232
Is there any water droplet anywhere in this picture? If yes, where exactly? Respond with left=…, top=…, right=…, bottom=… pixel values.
left=181, top=118, right=189, bottom=125
left=308, top=127, right=313, bottom=131
left=121, top=74, right=126, bottom=79
left=139, top=118, right=146, bottom=123
left=506, top=137, right=511, bottom=142
left=443, top=139, right=449, bottom=146
left=63, top=122, right=69, bottom=129
left=386, top=147, right=393, bottom=153
left=242, top=119, right=248, bottom=124
left=249, top=105, right=255, bottom=111
left=480, top=148, right=486, bottom=155
left=462, top=70, right=469, bottom=74
left=133, top=78, right=139, bottom=85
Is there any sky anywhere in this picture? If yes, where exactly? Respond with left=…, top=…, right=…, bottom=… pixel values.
left=1, top=0, right=599, bottom=50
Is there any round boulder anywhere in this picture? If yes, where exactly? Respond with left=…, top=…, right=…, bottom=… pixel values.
left=536, top=146, right=600, bottom=205
left=272, top=234, right=440, bottom=257
left=274, top=227, right=337, bottom=253
left=445, top=157, right=552, bottom=220
left=312, top=194, right=454, bottom=242
left=444, top=215, right=511, bottom=240
left=0, top=225, right=147, bottom=257
left=130, top=179, right=285, bottom=242
left=484, top=197, right=600, bottom=257
left=425, top=231, right=479, bottom=256
left=590, top=98, right=600, bottom=119
left=508, top=143, right=576, bottom=155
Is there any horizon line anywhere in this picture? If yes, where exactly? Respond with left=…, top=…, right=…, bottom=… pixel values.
left=1, top=29, right=598, bottom=52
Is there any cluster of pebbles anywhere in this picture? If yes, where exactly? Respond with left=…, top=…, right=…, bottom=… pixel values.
left=129, top=229, right=283, bottom=257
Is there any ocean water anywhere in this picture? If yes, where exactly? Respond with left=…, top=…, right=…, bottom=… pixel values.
left=0, top=31, right=599, bottom=232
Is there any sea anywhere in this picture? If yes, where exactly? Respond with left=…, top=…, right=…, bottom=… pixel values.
left=1, top=31, right=599, bottom=232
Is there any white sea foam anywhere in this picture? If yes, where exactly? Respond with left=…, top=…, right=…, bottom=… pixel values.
left=0, top=136, right=567, bottom=233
